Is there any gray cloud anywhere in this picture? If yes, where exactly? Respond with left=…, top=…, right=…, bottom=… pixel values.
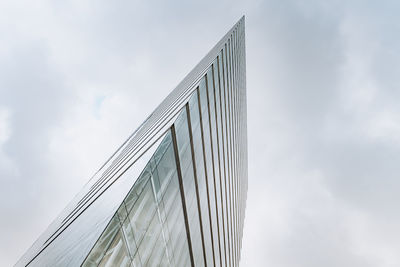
left=242, top=1, right=400, bottom=266
left=1, top=0, right=399, bottom=266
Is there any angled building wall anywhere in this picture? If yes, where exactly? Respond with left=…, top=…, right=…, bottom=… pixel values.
left=16, top=16, right=247, bottom=267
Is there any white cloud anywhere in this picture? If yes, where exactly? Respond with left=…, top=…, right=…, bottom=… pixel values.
left=0, top=107, right=11, bottom=144
left=1, top=0, right=400, bottom=266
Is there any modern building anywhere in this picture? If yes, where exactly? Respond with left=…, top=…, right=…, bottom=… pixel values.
left=16, top=16, right=247, bottom=267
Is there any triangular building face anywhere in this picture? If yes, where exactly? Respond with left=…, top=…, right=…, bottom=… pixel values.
left=16, top=16, right=247, bottom=267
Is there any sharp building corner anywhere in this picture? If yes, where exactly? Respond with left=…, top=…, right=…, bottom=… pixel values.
left=16, top=16, right=247, bottom=267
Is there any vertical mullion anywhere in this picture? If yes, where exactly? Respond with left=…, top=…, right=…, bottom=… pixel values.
left=225, top=39, right=233, bottom=267
left=235, top=29, right=240, bottom=264
left=243, top=20, right=248, bottom=252
left=241, top=23, right=246, bottom=258
left=186, top=104, right=209, bottom=267
left=197, top=87, right=217, bottom=267
left=235, top=29, right=242, bottom=260
left=171, top=125, right=195, bottom=267
left=238, top=27, right=246, bottom=258
left=237, top=28, right=243, bottom=257
left=223, top=44, right=234, bottom=267
left=235, top=34, right=240, bottom=265
left=233, top=30, right=239, bottom=263
left=205, top=73, right=223, bottom=267
left=227, top=37, right=235, bottom=266
left=227, top=37, right=237, bottom=267
left=213, top=57, right=228, bottom=267
left=218, top=50, right=231, bottom=267
left=208, top=64, right=225, bottom=267
left=238, top=27, right=243, bottom=256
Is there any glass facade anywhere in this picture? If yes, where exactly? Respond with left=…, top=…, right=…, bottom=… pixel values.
left=17, top=17, right=246, bottom=267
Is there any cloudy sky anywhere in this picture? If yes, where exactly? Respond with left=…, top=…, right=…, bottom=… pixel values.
left=1, top=0, right=400, bottom=266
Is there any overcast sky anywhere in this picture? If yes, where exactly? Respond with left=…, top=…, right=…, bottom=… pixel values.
left=1, top=0, right=400, bottom=266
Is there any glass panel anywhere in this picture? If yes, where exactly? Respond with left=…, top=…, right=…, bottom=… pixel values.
left=189, top=89, right=214, bottom=267
left=121, top=216, right=138, bottom=259
left=80, top=27, right=248, bottom=267
left=154, top=145, right=176, bottom=201
left=227, top=38, right=238, bottom=264
left=83, top=130, right=190, bottom=267
left=128, top=180, right=157, bottom=245
left=221, top=47, right=234, bottom=267
left=132, top=252, right=142, bottom=267
left=137, top=211, right=162, bottom=264
left=98, top=229, right=131, bottom=267
left=175, top=108, right=205, bottom=267
left=207, top=63, right=226, bottom=267
left=146, top=231, right=168, bottom=267
left=200, top=72, right=221, bottom=267
left=216, top=51, right=231, bottom=267
left=117, top=204, right=128, bottom=224
left=162, top=171, right=180, bottom=218
left=82, top=215, right=121, bottom=266
left=158, top=249, right=170, bottom=267
left=214, top=53, right=229, bottom=267
left=166, top=205, right=189, bottom=266
left=124, top=171, right=148, bottom=214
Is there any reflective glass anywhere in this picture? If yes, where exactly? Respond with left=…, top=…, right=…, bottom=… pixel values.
left=82, top=130, right=190, bottom=267
left=175, top=108, right=205, bottom=267
left=227, top=38, right=238, bottom=263
left=207, top=63, right=226, bottom=267
left=223, top=44, right=234, bottom=266
left=137, top=210, right=162, bottom=264
left=218, top=50, right=232, bottom=267
left=121, top=216, right=138, bottom=259
left=189, top=90, right=214, bottom=267
left=128, top=180, right=156, bottom=245
left=19, top=19, right=247, bottom=267
left=214, top=57, right=229, bottom=267
left=82, top=215, right=121, bottom=267
left=218, top=46, right=233, bottom=265
left=98, top=229, right=130, bottom=267
left=199, top=74, right=221, bottom=267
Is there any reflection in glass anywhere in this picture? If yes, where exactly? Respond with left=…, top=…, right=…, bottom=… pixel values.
left=82, top=130, right=190, bottom=267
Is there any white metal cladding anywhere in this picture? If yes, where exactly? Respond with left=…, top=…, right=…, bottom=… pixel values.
left=16, top=16, right=246, bottom=267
